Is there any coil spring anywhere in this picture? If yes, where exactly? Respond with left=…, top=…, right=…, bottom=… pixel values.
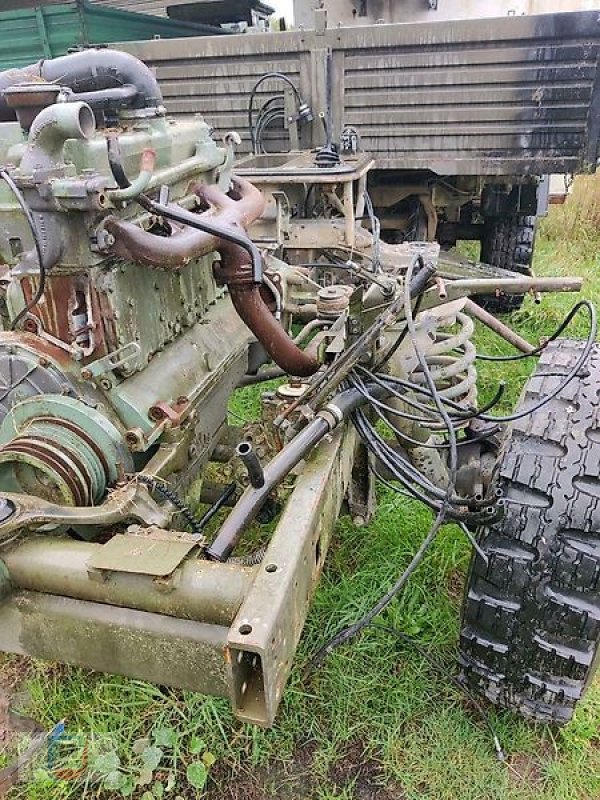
left=409, top=310, right=477, bottom=429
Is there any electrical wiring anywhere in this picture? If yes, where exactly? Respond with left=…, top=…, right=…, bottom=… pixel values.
left=134, top=475, right=206, bottom=537
left=371, top=624, right=505, bottom=761
left=363, top=191, right=382, bottom=273
left=254, top=96, right=285, bottom=152
left=352, top=406, right=488, bottom=520
left=308, top=255, right=461, bottom=669
left=248, top=72, right=302, bottom=153
left=0, top=169, right=47, bottom=330
left=349, top=371, right=500, bottom=452
left=372, top=293, right=424, bottom=370
left=472, top=300, right=596, bottom=424
left=306, top=265, right=594, bottom=761
left=476, top=300, right=593, bottom=362
left=357, top=366, right=506, bottom=423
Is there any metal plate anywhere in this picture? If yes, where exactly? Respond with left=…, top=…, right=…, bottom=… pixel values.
left=88, top=533, right=198, bottom=576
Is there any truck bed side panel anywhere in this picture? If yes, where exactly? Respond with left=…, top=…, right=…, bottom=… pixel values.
left=121, top=10, right=600, bottom=176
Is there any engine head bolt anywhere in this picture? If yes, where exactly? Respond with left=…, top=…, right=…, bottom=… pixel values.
left=125, top=429, right=145, bottom=451
left=148, top=406, right=165, bottom=421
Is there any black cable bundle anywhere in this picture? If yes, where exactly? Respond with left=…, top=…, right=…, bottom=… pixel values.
left=307, top=256, right=597, bottom=758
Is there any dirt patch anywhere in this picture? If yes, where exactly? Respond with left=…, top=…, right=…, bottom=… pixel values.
left=0, top=656, right=39, bottom=796
left=446, top=570, right=465, bottom=604
left=0, top=656, right=29, bottom=751
left=206, top=738, right=404, bottom=800
left=207, top=740, right=320, bottom=800
left=328, top=739, right=404, bottom=800
left=506, top=751, right=547, bottom=790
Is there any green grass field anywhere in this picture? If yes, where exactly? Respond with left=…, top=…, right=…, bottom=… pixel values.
left=1, top=177, right=599, bottom=800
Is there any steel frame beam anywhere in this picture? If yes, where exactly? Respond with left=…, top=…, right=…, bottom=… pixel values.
left=0, top=425, right=356, bottom=725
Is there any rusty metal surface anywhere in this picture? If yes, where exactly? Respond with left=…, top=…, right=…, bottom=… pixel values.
left=227, top=425, right=356, bottom=726
left=120, top=10, right=600, bottom=175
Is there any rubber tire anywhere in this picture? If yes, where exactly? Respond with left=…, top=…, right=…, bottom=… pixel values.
left=459, top=339, right=600, bottom=724
left=476, top=214, right=536, bottom=314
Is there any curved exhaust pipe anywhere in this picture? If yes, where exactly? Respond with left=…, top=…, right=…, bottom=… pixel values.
left=105, top=177, right=320, bottom=378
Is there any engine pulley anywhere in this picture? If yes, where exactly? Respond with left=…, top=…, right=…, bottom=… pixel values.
left=0, top=395, right=132, bottom=506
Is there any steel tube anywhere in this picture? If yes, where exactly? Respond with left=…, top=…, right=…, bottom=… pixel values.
left=0, top=592, right=230, bottom=698
left=449, top=277, right=582, bottom=295
left=229, top=284, right=319, bottom=377
left=237, top=441, right=265, bottom=488
left=3, top=538, right=255, bottom=626
left=464, top=298, right=535, bottom=354
left=207, top=386, right=375, bottom=562
left=106, top=176, right=264, bottom=269
left=206, top=416, right=331, bottom=561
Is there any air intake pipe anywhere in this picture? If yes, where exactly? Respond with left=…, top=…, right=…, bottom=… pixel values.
left=0, top=49, right=163, bottom=123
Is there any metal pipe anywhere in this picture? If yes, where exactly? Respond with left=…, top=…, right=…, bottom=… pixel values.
left=206, top=416, right=331, bottom=561
left=2, top=537, right=254, bottom=626
left=19, top=101, right=95, bottom=173
left=107, top=148, right=156, bottom=202
left=228, top=284, right=320, bottom=377
left=238, top=367, right=286, bottom=386
left=206, top=386, right=374, bottom=562
left=464, top=298, right=535, bottom=354
left=105, top=177, right=264, bottom=275
left=107, top=177, right=320, bottom=377
left=447, top=277, right=582, bottom=296
left=237, top=441, right=265, bottom=488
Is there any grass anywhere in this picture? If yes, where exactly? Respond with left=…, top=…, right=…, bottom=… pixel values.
left=2, top=176, right=600, bottom=799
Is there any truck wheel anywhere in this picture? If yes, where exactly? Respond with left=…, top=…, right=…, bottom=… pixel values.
left=476, top=214, right=536, bottom=314
left=459, top=339, right=600, bottom=724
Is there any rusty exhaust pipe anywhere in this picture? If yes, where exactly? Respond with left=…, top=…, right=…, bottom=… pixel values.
left=105, top=177, right=320, bottom=378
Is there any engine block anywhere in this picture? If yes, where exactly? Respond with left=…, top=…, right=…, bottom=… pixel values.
left=0, top=51, right=253, bottom=509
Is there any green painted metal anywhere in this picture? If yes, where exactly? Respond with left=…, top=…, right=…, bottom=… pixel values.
left=0, top=1, right=224, bottom=71
left=0, top=591, right=231, bottom=697
left=3, top=536, right=255, bottom=626
left=0, top=559, right=11, bottom=602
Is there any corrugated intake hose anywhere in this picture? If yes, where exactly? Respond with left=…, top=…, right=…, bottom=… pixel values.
left=0, top=49, right=163, bottom=122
